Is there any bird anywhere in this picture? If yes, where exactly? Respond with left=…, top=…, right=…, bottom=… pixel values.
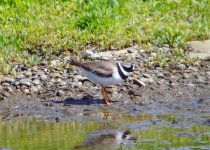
left=69, top=60, right=135, bottom=105
left=73, top=129, right=137, bottom=150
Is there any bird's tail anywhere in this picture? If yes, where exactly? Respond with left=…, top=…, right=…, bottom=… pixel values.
left=67, top=59, right=82, bottom=67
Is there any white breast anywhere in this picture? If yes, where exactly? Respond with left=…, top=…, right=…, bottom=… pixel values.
left=80, top=68, right=123, bottom=86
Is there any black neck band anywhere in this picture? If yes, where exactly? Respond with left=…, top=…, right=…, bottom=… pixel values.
left=117, top=63, right=128, bottom=80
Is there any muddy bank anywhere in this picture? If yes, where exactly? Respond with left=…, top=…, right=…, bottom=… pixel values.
left=0, top=45, right=210, bottom=122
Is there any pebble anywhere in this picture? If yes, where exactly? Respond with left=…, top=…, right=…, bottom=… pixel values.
left=60, top=81, right=67, bottom=86
left=133, top=79, right=146, bottom=86
left=206, top=71, right=210, bottom=77
left=127, top=48, right=135, bottom=53
left=178, top=64, right=186, bottom=70
left=56, top=90, right=65, bottom=96
left=183, top=73, right=191, bottom=79
left=24, top=71, right=32, bottom=77
left=150, top=53, right=156, bottom=57
left=16, top=74, right=25, bottom=79
left=40, top=61, right=48, bottom=66
left=50, top=60, right=60, bottom=67
left=187, top=83, right=195, bottom=87
left=19, top=78, right=32, bottom=87
left=40, top=75, right=48, bottom=81
left=32, top=79, right=41, bottom=85
left=140, top=77, right=154, bottom=83
left=31, top=85, right=41, bottom=93
left=142, top=73, right=151, bottom=78
left=1, top=77, right=15, bottom=84
left=6, top=87, right=13, bottom=93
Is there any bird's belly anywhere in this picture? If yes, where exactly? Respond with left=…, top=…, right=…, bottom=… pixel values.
left=80, top=68, right=123, bottom=86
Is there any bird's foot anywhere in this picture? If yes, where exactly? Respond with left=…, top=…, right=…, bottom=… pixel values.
left=103, top=98, right=113, bottom=105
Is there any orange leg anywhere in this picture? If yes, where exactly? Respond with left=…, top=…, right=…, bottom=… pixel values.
left=101, top=87, right=111, bottom=105
left=103, top=87, right=112, bottom=103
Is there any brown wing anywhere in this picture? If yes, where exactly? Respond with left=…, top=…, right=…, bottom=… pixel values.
left=70, top=60, right=116, bottom=77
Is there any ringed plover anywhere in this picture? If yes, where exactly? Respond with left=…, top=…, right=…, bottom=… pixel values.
left=69, top=60, right=135, bottom=105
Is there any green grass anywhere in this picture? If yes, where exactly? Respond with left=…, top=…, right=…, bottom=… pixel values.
left=0, top=0, right=209, bottom=74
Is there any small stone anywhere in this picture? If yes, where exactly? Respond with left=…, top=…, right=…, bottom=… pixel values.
left=40, top=75, right=48, bottom=81
left=127, top=48, right=135, bottom=53
left=32, top=66, right=38, bottom=72
left=206, top=71, right=210, bottom=77
left=56, top=90, right=65, bottom=96
left=142, top=73, right=151, bottom=78
left=187, top=83, right=195, bottom=87
left=2, top=91, right=11, bottom=97
left=16, top=74, right=25, bottom=79
left=19, top=78, right=31, bottom=87
left=20, top=85, right=28, bottom=92
left=139, top=49, right=145, bottom=53
left=170, top=83, right=177, bottom=87
left=140, top=77, right=154, bottom=83
left=31, top=85, right=40, bottom=93
left=32, top=79, right=40, bottom=85
left=40, top=61, right=48, bottom=66
left=24, top=71, right=32, bottom=77
left=183, top=73, right=191, bottom=79
left=1, top=77, right=15, bottom=84
left=150, top=53, right=156, bottom=57
left=36, top=71, right=45, bottom=76
left=156, top=72, right=165, bottom=78
left=24, top=89, right=30, bottom=94
left=60, top=81, right=67, bottom=86
left=133, top=79, right=146, bottom=86
left=6, top=87, right=13, bottom=93
left=50, top=60, right=60, bottom=67
left=1, top=83, right=10, bottom=86
left=178, top=64, right=186, bottom=70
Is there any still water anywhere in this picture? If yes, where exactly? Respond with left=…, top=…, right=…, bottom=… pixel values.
left=0, top=113, right=209, bottom=150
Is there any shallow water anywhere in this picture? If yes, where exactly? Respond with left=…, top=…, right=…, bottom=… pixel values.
left=0, top=111, right=209, bottom=150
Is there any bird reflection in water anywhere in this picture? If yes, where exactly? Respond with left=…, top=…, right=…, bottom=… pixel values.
left=74, top=129, right=137, bottom=150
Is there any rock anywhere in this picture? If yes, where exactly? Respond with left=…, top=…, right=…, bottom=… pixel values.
left=16, top=74, right=25, bottom=79
left=1, top=77, right=15, bottom=84
left=60, top=81, right=67, bottom=86
left=56, top=90, right=65, bottom=96
left=2, top=92, right=11, bottom=97
left=133, top=79, right=146, bottom=86
left=36, top=71, right=45, bottom=76
left=31, top=85, right=41, bottom=93
left=50, top=60, right=61, bottom=67
left=140, top=77, right=154, bottom=83
left=171, top=83, right=178, bottom=87
left=183, top=73, right=191, bottom=79
left=40, top=75, right=48, bottom=81
left=1, top=83, right=10, bottom=86
left=32, top=79, right=40, bottom=85
left=40, top=61, right=48, bottom=66
left=127, top=48, right=135, bottom=53
left=155, top=72, right=165, bottom=78
left=206, top=71, right=210, bottom=77
left=196, top=76, right=207, bottom=84
left=187, top=83, right=195, bottom=87
left=150, top=53, right=156, bottom=57
left=139, top=49, right=145, bottom=53
left=24, top=71, right=32, bottom=77
left=32, top=66, right=38, bottom=72
left=6, top=87, right=13, bottom=93
left=142, top=73, right=151, bottom=78
left=178, top=64, right=186, bottom=70
left=187, top=40, right=210, bottom=60
left=19, top=78, right=31, bottom=87
left=20, top=85, right=29, bottom=93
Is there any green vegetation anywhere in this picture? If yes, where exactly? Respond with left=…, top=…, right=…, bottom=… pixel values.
left=0, top=0, right=209, bottom=74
